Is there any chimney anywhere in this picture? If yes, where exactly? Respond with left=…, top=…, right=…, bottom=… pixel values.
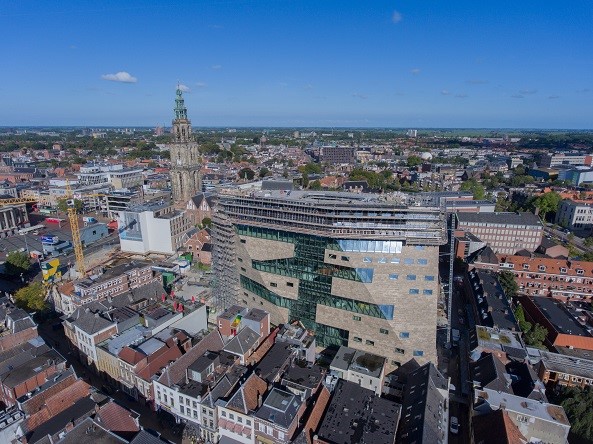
left=257, top=392, right=263, bottom=408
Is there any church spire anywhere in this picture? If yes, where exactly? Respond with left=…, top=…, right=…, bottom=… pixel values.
left=172, top=85, right=192, bottom=143
left=174, top=85, right=188, bottom=121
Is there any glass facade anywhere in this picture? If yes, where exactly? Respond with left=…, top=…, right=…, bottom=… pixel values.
left=237, top=224, right=396, bottom=347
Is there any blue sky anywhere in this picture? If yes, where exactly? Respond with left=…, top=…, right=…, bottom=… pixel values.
left=1, top=0, right=592, bottom=128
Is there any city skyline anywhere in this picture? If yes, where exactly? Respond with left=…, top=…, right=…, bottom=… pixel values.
left=1, top=0, right=592, bottom=128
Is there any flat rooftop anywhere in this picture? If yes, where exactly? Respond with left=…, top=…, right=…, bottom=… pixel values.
left=317, top=379, right=401, bottom=444
left=76, top=260, right=151, bottom=288
left=531, top=296, right=592, bottom=337
left=457, top=211, right=542, bottom=227
left=331, top=346, right=385, bottom=379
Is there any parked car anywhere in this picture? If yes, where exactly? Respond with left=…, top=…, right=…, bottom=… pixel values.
left=450, top=416, right=459, bottom=434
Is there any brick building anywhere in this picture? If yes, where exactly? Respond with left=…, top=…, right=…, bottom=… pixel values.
left=456, top=212, right=543, bottom=255
left=496, top=255, right=593, bottom=301
left=55, top=260, right=157, bottom=314
left=521, top=296, right=593, bottom=351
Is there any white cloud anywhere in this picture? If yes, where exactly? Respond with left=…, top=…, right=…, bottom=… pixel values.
left=455, top=93, right=468, bottom=98
left=392, top=10, right=402, bottom=23
left=304, top=83, right=313, bottom=90
left=511, top=94, right=524, bottom=99
left=410, top=68, right=421, bottom=75
left=441, top=90, right=450, bottom=95
left=352, top=93, right=368, bottom=99
left=211, top=64, right=222, bottom=70
left=466, top=79, right=488, bottom=85
left=548, top=95, right=560, bottom=99
left=519, top=89, right=537, bottom=95
left=101, top=71, right=137, bottom=83
left=196, top=82, right=207, bottom=88
left=178, top=84, right=191, bottom=92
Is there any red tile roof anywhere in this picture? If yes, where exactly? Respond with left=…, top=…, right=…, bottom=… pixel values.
left=24, top=379, right=91, bottom=433
left=473, top=409, right=526, bottom=444
left=118, top=346, right=145, bottom=365
left=499, top=255, right=593, bottom=277
left=135, top=341, right=183, bottom=381
left=95, top=401, right=140, bottom=434
left=304, top=386, right=331, bottom=444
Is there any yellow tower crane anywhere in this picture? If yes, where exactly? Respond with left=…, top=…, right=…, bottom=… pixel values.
left=64, top=181, right=86, bottom=276
left=1, top=189, right=108, bottom=277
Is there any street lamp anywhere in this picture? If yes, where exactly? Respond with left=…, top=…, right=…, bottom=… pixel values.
left=21, top=233, right=29, bottom=253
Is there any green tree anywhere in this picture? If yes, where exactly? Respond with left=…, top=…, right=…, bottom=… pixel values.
left=495, top=193, right=511, bottom=212
left=499, top=271, right=519, bottom=299
left=237, top=168, right=255, bottom=180
left=460, top=179, right=486, bottom=200
left=309, top=180, right=322, bottom=190
left=302, top=172, right=310, bottom=188
left=584, top=236, right=593, bottom=248
left=258, top=167, right=271, bottom=178
left=514, top=305, right=532, bottom=333
left=552, top=386, right=593, bottom=442
left=515, top=303, right=548, bottom=348
left=201, top=217, right=212, bottom=228
left=57, top=198, right=83, bottom=213
left=14, top=282, right=46, bottom=311
left=524, top=323, right=548, bottom=348
left=299, top=163, right=322, bottom=175
left=5, top=251, right=31, bottom=276
left=406, top=155, right=423, bottom=168
left=534, top=192, right=561, bottom=220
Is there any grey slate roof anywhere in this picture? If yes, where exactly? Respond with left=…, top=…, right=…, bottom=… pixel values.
left=129, top=430, right=170, bottom=444
left=55, top=417, right=126, bottom=444
left=254, top=342, right=293, bottom=383
left=255, top=387, right=303, bottom=430
left=223, top=327, right=260, bottom=357
left=470, top=353, right=511, bottom=393
left=457, top=211, right=542, bottom=227
left=70, top=311, right=115, bottom=335
left=261, top=180, right=294, bottom=191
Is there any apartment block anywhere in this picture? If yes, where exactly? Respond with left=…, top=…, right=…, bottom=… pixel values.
left=495, top=255, right=593, bottom=301
left=213, top=190, right=446, bottom=365
left=55, top=260, right=156, bottom=314
left=555, top=199, right=593, bottom=236
left=535, top=350, right=593, bottom=389
left=539, top=153, right=593, bottom=168
left=521, top=296, right=593, bottom=351
left=118, top=202, right=193, bottom=255
left=456, top=212, right=543, bottom=255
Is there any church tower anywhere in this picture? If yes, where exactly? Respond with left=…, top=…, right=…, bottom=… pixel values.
left=170, top=86, right=202, bottom=203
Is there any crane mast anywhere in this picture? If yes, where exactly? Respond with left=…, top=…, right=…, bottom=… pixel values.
left=65, top=181, right=85, bottom=276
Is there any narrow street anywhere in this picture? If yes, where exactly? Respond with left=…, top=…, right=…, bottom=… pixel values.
left=37, top=318, right=182, bottom=443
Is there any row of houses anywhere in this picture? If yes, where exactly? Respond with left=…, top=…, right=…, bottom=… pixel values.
left=0, top=296, right=170, bottom=444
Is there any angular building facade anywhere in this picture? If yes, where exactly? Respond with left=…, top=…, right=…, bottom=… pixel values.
left=170, top=87, right=202, bottom=203
left=213, top=190, right=446, bottom=365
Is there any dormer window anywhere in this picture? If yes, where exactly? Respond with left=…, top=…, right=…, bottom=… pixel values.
left=560, top=267, right=567, bottom=274
left=577, top=269, right=584, bottom=275
left=538, top=265, right=546, bottom=272
left=523, top=264, right=529, bottom=270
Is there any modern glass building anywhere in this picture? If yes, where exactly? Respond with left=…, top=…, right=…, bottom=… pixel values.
left=213, top=190, right=447, bottom=365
